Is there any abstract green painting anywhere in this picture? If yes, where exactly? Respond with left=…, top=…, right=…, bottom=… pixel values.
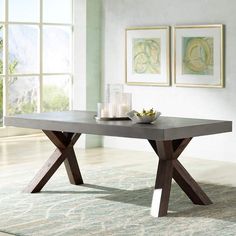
left=182, top=37, right=214, bottom=75
left=132, top=38, right=161, bottom=74
left=126, top=27, right=170, bottom=86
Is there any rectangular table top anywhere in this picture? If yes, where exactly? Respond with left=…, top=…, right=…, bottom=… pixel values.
left=4, top=110, right=232, bottom=141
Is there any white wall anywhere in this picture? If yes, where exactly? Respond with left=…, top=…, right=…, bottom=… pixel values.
left=73, top=0, right=102, bottom=148
left=102, top=0, right=236, bottom=162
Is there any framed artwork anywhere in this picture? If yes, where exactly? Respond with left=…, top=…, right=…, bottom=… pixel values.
left=125, top=26, right=170, bottom=86
left=173, top=24, right=224, bottom=88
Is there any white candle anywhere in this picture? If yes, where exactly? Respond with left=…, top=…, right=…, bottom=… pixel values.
left=108, top=103, right=117, bottom=117
left=118, top=104, right=129, bottom=117
left=101, top=108, right=109, bottom=117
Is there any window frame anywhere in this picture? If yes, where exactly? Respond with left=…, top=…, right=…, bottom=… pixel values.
left=0, top=0, right=74, bottom=134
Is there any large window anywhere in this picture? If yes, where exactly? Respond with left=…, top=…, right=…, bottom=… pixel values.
left=0, top=0, right=73, bottom=126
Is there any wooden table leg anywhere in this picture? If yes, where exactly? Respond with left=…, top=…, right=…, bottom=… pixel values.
left=23, top=131, right=83, bottom=193
left=173, top=160, right=212, bottom=205
left=151, top=159, right=173, bottom=217
left=148, top=138, right=212, bottom=217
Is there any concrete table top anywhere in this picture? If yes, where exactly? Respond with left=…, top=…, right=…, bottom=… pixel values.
left=4, top=110, right=232, bottom=141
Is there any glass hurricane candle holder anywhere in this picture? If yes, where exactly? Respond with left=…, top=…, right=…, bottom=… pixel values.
left=97, top=84, right=132, bottom=119
left=115, top=92, right=132, bottom=117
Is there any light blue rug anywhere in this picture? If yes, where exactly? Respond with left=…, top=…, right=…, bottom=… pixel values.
left=0, top=162, right=235, bottom=236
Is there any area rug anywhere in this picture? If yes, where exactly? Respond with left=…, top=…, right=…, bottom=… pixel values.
left=0, top=162, right=235, bottom=236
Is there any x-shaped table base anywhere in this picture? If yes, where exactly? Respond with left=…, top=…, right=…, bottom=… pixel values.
left=24, top=131, right=212, bottom=217
left=23, top=131, right=83, bottom=193
left=148, top=138, right=212, bottom=217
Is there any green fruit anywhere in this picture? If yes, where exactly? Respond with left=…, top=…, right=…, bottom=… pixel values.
left=136, top=108, right=156, bottom=117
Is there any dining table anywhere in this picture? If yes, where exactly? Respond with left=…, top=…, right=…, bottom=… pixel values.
left=4, top=110, right=232, bottom=217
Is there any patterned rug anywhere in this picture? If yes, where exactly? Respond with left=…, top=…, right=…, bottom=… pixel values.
left=0, top=160, right=235, bottom=236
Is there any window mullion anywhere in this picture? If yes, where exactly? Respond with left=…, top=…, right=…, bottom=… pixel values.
left=39, top=0, right=43, bottom=112
left=6, top=22, right=73, bottom=27
left=71, top=23, right=74, bottom=110
left=3, top=0, right=9, bottom=118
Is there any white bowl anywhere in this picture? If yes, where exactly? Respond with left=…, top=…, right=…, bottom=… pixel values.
left=127, top=110, right=161, bottom=124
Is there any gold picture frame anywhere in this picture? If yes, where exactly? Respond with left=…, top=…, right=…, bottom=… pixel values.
left=125, top=26, right=170, bottom=86
left=173, top=24, right=224, bottom=88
